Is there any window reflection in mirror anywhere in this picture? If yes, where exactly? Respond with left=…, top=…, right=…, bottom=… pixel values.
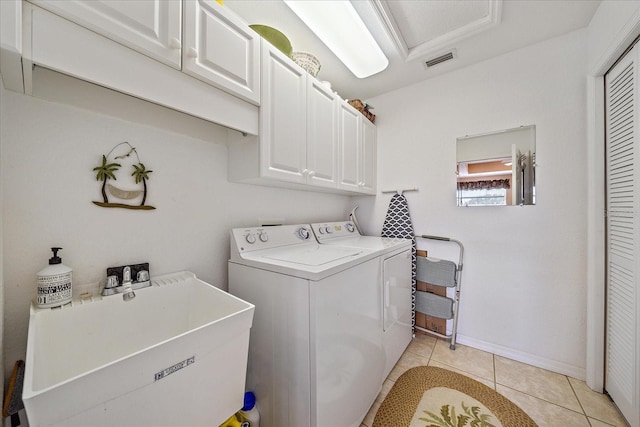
left=456, top=125, right=535, bottom=206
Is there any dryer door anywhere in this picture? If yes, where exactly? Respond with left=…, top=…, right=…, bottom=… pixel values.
left=382, top=249, right=413, bottom=378
left=383, top=249, right=412, bottom=331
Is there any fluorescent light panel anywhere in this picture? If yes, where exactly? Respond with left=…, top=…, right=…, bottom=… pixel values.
left=284, top=0, right=388, bottom=78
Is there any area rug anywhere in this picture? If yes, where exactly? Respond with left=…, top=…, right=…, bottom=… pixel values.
left=373, top=366, right=538, bottom=427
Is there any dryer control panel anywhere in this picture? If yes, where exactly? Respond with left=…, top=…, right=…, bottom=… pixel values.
left=231, top=224, right=314, bottom=253
left=311, top=222, right=360, bottom=242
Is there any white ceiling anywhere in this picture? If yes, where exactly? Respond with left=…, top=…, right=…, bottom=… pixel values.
left=387, top=0, right=489, bottom=48
left=388, top=1, right=492, bottom=49
left=225, top=0, right=601, bottom=101
left=379, top=0, right=501, bottom=61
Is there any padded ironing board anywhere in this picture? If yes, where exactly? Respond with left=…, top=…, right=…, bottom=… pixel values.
left=381, top=193, right=417, bottom=328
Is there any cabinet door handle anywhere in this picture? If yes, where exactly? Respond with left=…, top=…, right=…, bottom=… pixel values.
left=187, top=47, right=198, bottom=58
left=308, top=171, right=316, bottom=177
left=169, top=38, right=181, bottom=50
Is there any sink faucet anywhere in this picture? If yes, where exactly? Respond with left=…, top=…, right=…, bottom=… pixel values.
left=102, top=264, right=151, bottom=299
left=102, top=266, right=139, bottom=300
left=121, top=266, right=136, bottom=301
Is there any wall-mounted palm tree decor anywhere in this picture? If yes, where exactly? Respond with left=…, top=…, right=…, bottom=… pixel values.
left=92, top=141, right=155, bottom=210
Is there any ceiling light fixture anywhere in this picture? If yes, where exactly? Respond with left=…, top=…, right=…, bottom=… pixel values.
left=283, top=0, right=389, bottom=79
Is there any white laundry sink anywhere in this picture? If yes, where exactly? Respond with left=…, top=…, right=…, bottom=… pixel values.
left=23, top=271, right=254, bottom=427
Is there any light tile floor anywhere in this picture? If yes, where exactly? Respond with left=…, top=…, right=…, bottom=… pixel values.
left=361, top=334, right=629, bottom=427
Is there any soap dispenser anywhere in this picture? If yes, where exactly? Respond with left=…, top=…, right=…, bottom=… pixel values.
left=36, top=247, right=73, bottom=308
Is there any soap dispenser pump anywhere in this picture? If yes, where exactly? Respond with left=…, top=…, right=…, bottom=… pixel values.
left=36, top=247, right=73, bottom=308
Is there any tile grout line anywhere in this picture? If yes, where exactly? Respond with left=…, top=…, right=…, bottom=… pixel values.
left=428, top=336, right=434, bottom=363
left=499, top=382, right=594, bottom=419
left=493, top=354, right=602, bottom=424
left=494, top=368, right=582, bottom=415
left=566, top=377, right=621, bottom=427
left=493, top=353, right=497, bottom=390
left=566, top=374, right=594, bottom=426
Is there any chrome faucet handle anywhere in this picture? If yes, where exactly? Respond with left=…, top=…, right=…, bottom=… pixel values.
left=122, top=266, right=132, bottom=284
left=121, top=266, right=136, bottom=301
left=105, top=275, right=119, bottom=288
left=136, top=270, right=149, bottom=282
left=121, top=281, right=136, bottom=301
left=102, top=275, right=119, bottom=296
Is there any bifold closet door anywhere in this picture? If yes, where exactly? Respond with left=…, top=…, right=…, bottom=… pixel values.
left=605, top=42, right=640, bottom=427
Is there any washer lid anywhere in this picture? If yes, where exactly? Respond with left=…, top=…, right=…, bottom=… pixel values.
left=263, top=245, right=363, bottom=266
left=311, top=221, right=412, bottom=255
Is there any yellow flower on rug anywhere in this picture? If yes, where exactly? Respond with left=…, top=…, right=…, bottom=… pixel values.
left=412, top=387, right=501, bottom=427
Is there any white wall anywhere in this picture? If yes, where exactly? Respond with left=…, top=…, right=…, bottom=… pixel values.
left=587, top=0, right=640, bottom=74
left=355, top=29, right=589, bottom=378
left=0, top=74, right=352, bottom=380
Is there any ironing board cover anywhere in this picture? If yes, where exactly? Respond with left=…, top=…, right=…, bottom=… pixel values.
left=381, top=193, right=417, bottom=328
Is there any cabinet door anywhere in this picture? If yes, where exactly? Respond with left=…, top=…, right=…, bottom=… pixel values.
left=337, top=101, right=361, bottom=191
left=31, top=0, right=181, bottom=69
left=260, top=43, right=307, bottom=184
left=183, top=0, right=260, bottom=105
left=306, top=79, right=338, bottom=188
left=360, top=117, right=377, bottom=194
left=0, top=0, right=23, bottom=92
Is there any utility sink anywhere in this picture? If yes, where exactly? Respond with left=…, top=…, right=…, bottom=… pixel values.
left=23, top=271, right=254, bottom=427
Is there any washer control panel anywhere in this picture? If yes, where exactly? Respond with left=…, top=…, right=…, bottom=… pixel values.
left=231, top=224, right=314, bottom=253
left=311, top=222, right=360, bottom=242
left=295, top=226, right=311, bottom=240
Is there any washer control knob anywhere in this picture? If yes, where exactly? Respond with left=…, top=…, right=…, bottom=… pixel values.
left=318, top=227, right=325, bottom=234
left=259, top=231, right=269, bottom=242
left=245, top=233, right=256, bottom=244
left=345, top=223, right=355, bottom=232
left=296, top=227, right=311, bottom=240
left=324, top=226, right=332, bottom=234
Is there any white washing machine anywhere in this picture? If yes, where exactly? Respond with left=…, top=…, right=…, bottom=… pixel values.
left=310, top=221, right=413, bottom=378
left=228, top=224, right=385, bottom=427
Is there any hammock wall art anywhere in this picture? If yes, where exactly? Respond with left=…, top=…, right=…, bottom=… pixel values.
left=92, top=142, right=155, bottom=210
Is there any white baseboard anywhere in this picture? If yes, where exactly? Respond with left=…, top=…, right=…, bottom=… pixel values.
left=455, top=334, right=586, bottom=381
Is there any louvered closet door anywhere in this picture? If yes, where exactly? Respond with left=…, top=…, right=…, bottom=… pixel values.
left=605, top=42, right=640, bottom=427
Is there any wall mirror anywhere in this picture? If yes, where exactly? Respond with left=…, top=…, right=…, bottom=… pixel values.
left=456, top=125, right=536, bottom=206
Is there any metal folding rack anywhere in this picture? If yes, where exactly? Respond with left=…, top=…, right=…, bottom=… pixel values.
left=414, top=234, right=464, bottom=350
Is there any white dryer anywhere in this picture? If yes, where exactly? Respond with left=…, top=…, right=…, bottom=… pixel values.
left=311, top=221, right=413, bottom=378
left=228, top=224, right=385, bottom=427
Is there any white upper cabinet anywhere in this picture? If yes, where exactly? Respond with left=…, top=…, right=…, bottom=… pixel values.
left=228, top=42, right=359, bottom=193
left=260, top=41, right=307, bottom=184
left=306, top=78, right=338, bottom=188
left=23, top=1, right=258, bottom=134
left=18, top=1, right=374, bottom=194
left=30, top=0, right=182, bottom=69
left=360, top=117, right=377, bottom=194
left=337, top=100, right=362, bottom=192
left=183, top=0, right=260, bottom=105
left=337, top=100, right=377, bottom=194
left=0, top=0, right=23, bottom=92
